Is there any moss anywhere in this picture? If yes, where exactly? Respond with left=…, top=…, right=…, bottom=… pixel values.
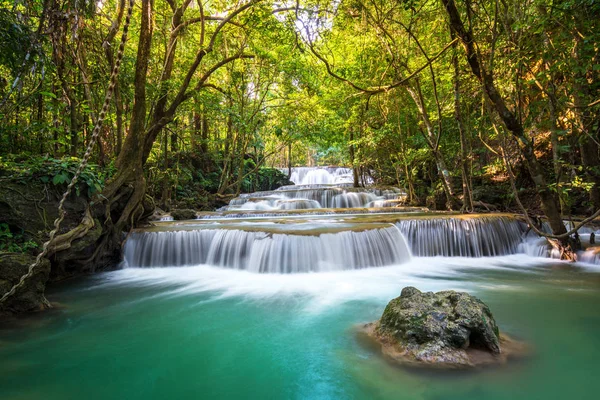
left=0, top=253, right=51, bottom=314
left=170, top=209, right=197, bottom=221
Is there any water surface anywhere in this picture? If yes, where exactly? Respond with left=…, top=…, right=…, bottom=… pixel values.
left=1, top=256, right=599, bottom=399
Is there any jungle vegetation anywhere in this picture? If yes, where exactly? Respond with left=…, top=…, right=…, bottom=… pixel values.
left=0, top=0, right=599, bottom=263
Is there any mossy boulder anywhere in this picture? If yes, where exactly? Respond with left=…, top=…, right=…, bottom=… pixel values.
left=0, top=253, right=51, bottom=315
left=170, top=209, right=197, bottom=221
left=363, top=287, right=524, bottom=368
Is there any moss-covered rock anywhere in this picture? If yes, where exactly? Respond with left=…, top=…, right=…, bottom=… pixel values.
left=0, top=180, right=89, bottom=251
left=170, top=209, right=197, bottom=221
left=363, top=287, right=524, bottom=368
left=0, top=253, right=51, bottom=315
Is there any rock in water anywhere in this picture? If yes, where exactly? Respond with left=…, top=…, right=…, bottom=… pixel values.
left=170, top=209, right=197, bottom=221
left=363, top=287, right=521, bottom=368
left=0, top=254, right=51, bottom=315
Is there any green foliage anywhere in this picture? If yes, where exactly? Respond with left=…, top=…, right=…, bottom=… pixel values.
left=240, top=166, right=292, bottom=193
left=0, top=0, right=599, bottom=217
left=0, top=223, right=38, bottom=253
left=0, top=6, right=37, bottom=74
left=0, top=155, right=110, bottom=197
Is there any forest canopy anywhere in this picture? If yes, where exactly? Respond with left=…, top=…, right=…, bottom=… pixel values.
left=0, top=0, right=599, bottom=261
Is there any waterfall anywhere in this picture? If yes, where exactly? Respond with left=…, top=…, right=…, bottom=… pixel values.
left=332, top=192, right=378, bottom=208
left=517, top=237, right=551, bottom=257
left=224, top=187, right=405, bottom=210
left=124, top=225, right=412, bottom=273
left=198, top=207, right=428, bottom=219
left=396, top=217, right=528, bottom=257
left=580, top=248, right=600, bottom=264
left=287, top=167, right=355, bottom=185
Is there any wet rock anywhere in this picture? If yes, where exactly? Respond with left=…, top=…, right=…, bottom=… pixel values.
left=149, top=207, right=169, bottom=221
left=0, top=253, right=51, bottom=315
left=363, top=287, right=523, bottom=368
left=0, top=181, right=89, bottom=249
left=170, top=209, right=197, bottom=221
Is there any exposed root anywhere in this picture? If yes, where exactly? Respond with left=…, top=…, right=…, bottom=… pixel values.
left=46, top=208, right=95, bottom=256
left=548, top=238, right=578, bottom=261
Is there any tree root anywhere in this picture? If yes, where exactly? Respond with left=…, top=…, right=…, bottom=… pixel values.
left=548, top=238, right=578, bottom=262
left=46, top=208, right=95, bottom=256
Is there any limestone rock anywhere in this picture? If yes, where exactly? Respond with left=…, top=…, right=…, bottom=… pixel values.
left=0, top=253, right=51, bottom=315
left=364, top=287, right=522, bottom=368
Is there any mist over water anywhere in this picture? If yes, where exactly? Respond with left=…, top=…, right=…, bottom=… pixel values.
left=96, top=255, right=549, bottom=312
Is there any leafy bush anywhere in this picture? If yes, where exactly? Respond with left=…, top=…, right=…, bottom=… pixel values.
left=241, top=167, right=292, bottom=192
left=0, top=223, right=38, bottom=253
left=0, top=155, right=111, bottom=197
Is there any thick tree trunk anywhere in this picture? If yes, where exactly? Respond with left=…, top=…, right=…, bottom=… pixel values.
left=86, top=0, right=154, bottom=269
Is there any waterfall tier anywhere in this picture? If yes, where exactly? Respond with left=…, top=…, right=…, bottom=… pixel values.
left=124, top=224, right=412, bottom=273
left=224, top=187, right=406, bottom=211
left=395, top=216, right=528, bottom=257
left=286, top=166, right=355, bottom=185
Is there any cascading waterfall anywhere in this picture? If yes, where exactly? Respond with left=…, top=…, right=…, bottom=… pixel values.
left=224, top=187, right=404, bottom=210
left=124, top=225, right=411, bottom=273
left=287, top=166, right=355, bottom=185
left=396, top=217, right=529, bottom=257
left=332, top=192, right=378, bottom=208
left=128, top=210, right=600, bottom=275
left=222, top=166, right=404, bottom=211
left=517, top=237, right=551, bottom=258
left=196, top=207, right=428, bottom=220
left=142, top=160, right=600, bottom=269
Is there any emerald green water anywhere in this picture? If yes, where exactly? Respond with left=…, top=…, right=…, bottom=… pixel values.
left=1, top=257, right=599, bottom=399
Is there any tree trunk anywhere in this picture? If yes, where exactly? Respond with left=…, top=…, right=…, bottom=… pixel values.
left=452, top=37, right=473, bottom=212
left=350, top=129, right=359, bottom=187
left=201, top=113, right=209, bottom=153
left=87, top=0, right=154, bottom=269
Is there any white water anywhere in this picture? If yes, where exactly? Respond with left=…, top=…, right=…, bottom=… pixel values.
left=396, top=217, right=528, bottom=257
left=124, top=225, right=412, bottom=273
left=221, top=167, right=394, bottom=211
left=225, top=187, right=405, bottom=211
left=147, top=164, right=600, bottom=274
left=98, top=255, right=568, bottom=313
left=225, top=188, right=390, bottom=210
left=288, top=167, right=355, bottom=185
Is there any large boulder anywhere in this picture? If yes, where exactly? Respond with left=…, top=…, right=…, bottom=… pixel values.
left=363, top=287, right=523, bottom=368
left=0, top=253, right=51, bottom=315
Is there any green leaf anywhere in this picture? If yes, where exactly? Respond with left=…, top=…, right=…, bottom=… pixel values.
left=52, top=173, right=68, bottom=185
left=39, top=91, right=57, bottom=98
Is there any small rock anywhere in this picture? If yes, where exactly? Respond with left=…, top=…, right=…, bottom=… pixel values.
left=170, top=209, right=197, bottom=221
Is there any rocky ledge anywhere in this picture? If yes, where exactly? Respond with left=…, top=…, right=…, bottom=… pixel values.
left=0, top=254, right=51, bottom=317
left=362, top=287, right=526, bottom=369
